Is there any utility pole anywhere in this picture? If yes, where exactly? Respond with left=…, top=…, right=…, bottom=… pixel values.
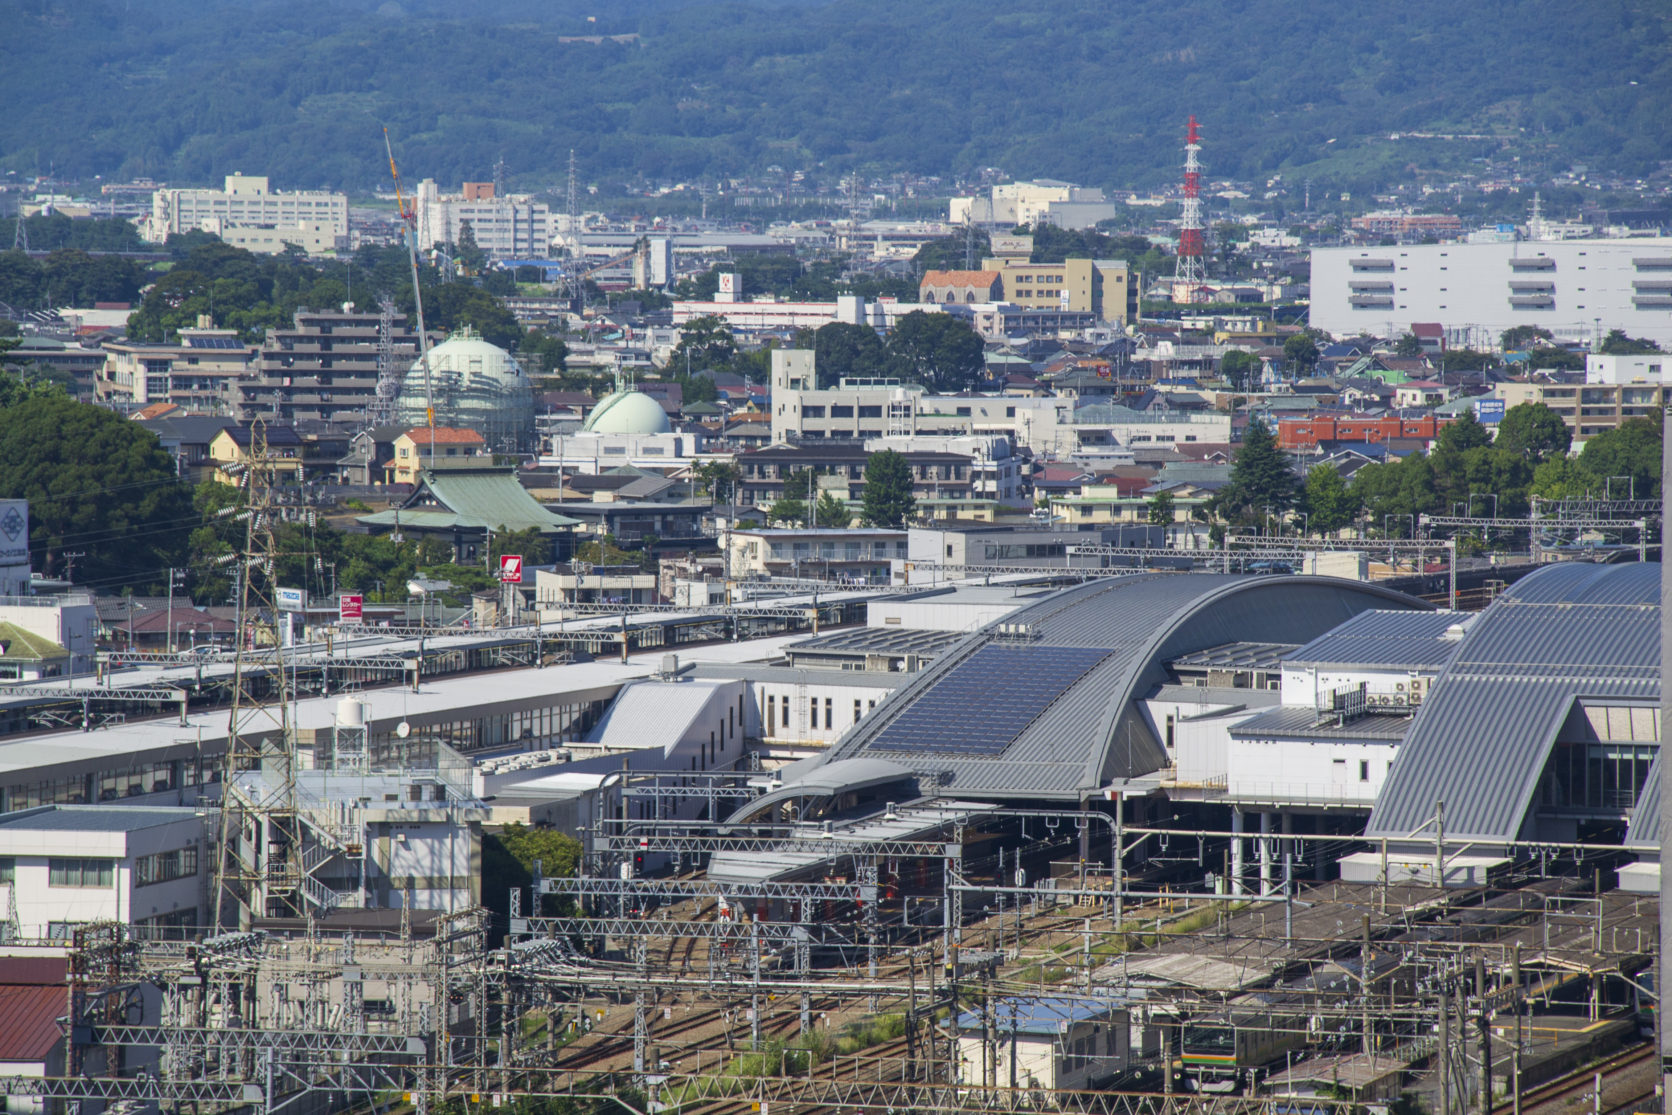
left=166, top=567, right=185, bottom=654
left=62, top=551, right=85, bottom=584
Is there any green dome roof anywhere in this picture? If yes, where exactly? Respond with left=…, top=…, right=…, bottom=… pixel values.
left=583, top=389, right=672, bottom=435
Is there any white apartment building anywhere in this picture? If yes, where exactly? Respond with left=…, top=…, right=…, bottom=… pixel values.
left=950, top=180, right=1118, bottom=230
left=1310, top=238, right=1672, bottom=350
left=1586, top=352, right=1670, bottom=384
left=0, top=805, right=209, bottom=943
left=769, top=350, right=1025, bottom=444
left=1011, top=398, right=1231, bottom=458
left=867, top=434, right=1021, bottom=501
left=143, top=175, right=348, bottom=254
left=414, top=179, right=555, bottom=259
left=727, top=528, right=907, bottom=582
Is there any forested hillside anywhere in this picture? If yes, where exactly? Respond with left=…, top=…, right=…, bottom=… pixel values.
left=1, top=0, right=1666, bottom=193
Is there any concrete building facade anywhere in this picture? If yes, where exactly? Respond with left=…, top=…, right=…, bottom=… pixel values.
left=1310, top=239, right=1672, bottom=350
left=414, top=179, right=555, bottom=259
left=142, top=175, right=348, bottom=254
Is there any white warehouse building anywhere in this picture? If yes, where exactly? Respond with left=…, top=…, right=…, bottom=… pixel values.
left=1309, top=238, right=1672, bottom=350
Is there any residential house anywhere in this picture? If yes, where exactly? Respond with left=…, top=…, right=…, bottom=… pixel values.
left=135, top=415, right=238, bottom=482
left=208, top=423, right=305, bottom=484
left=385, top=427, right=490, bottom=485
left=336, top=424, right=408, bottom=486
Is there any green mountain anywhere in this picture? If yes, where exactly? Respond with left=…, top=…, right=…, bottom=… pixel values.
left=2, top=0, right=1667, bottom=194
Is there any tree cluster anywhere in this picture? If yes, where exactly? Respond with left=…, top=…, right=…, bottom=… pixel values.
left=803, top=314, right=985, bottom=392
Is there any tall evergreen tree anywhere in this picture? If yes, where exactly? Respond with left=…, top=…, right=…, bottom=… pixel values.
left=1214, top=418, right=1297, bottom=527
left=861, top=449, right=917, bottom=528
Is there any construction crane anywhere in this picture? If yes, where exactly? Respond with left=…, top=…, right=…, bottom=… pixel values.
left=383, top=127, right=437, bottom=456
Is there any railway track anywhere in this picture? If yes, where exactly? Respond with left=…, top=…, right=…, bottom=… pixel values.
left=1494, top=1042, right=1656, bottom=1115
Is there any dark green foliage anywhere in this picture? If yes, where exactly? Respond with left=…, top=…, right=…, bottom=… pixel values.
left=0, top=216, right=146, bottom=254
left=128, top=240, right=375, bottom=341
left=813, top=322, right=889, bottom=387
left=670, top=315, right=737, bottom=372
left=913, top=232, right=989, bottom=272
left=482, top=823, right=581, bottom=943
left=1494, top=402, right=1571, bottom=462
left=1577, top=418, right=1662, bottom=499
left=519, top=328, right=569, bottom=375
left=1599, top=329, right=1663, bottom=355
left=1394, top=333, right=1422, bottom=357
left=1213, top=418, right=1297, bottom=525
left=1435, top=409, right=1490, bottom=454
left=415, top=281, right=521, bottom=349
left=885, top=311, right=984, bottom=393
left=0, top=391, right=194, bottom=591
left=1283, top=332, right=1320, bottom=375
left=5, top=1, right=1664, bottom=189
left=861, top=449, right=916, bottom=528
left=1219, top=350, right=1256, bottom=392
left=1500, top=325, right=1552, bottom=351
left=0, top=249, right=146, bottom=311
left=1526, top=346, right=1585, bottom=371
left=1301, top=465, right=1359, bottom=535
left=814, top=490, right=850, bottom=527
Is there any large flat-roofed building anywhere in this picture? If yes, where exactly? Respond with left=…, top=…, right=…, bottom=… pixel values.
left=142, top=175, right=349, bottom=255
left=1310, top=239, right=1672, bottom=350
left=950, top=180, right=1118, bottom=230
left=414, top=179, right=555, bottom=259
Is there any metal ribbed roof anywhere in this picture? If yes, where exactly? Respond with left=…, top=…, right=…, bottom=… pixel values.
left=1284, top=609, right=1467, bottom=670
left=1171, top=642, right=1299, bottom=672
left=1366, top=563, right=1660, bottom=843
left=810, top=573, right=1430, bottom=801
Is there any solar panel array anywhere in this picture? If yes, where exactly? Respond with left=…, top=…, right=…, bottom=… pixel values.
left=870, top=644, right=1112, bottom=756
left=186, top=335, right=244, bottom=349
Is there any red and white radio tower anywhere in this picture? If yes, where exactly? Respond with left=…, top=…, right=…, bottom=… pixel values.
left=1172, top=114, right=1208, bottom=302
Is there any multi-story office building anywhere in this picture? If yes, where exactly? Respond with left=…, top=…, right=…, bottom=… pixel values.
left=97, top=327, right=257, bottom=412
left=1310, top=238, right=1672, bottom=350
left=238, top=309, right=419, bottom=426
left=414, top=179, right=554, bottom=259
left=918, top=257, right=1136, bottom=326
left=142, top=175, right=348, bottom=255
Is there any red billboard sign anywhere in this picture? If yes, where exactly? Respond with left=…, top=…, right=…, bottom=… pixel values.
left=338, top=593, right=363, bottom=621
left=498, top=555, right=524, bottom=583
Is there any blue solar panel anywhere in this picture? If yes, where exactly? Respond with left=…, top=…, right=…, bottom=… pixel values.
left=186, top=336, right=243, bottom=349
left=870, top=644, right=1111, bottom=756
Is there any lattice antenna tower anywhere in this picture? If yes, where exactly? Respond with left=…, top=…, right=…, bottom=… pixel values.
left=566, top=149, right=583, bottom=310
left=10, top=215, right=25, bottom=253
left=493, top=155, right=507, bottom=199
left=1171, top=114, right=1209, bottom=300
left=365, top=295, right=401, bottom=429
left=211, top=420, right=308, bottom=930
